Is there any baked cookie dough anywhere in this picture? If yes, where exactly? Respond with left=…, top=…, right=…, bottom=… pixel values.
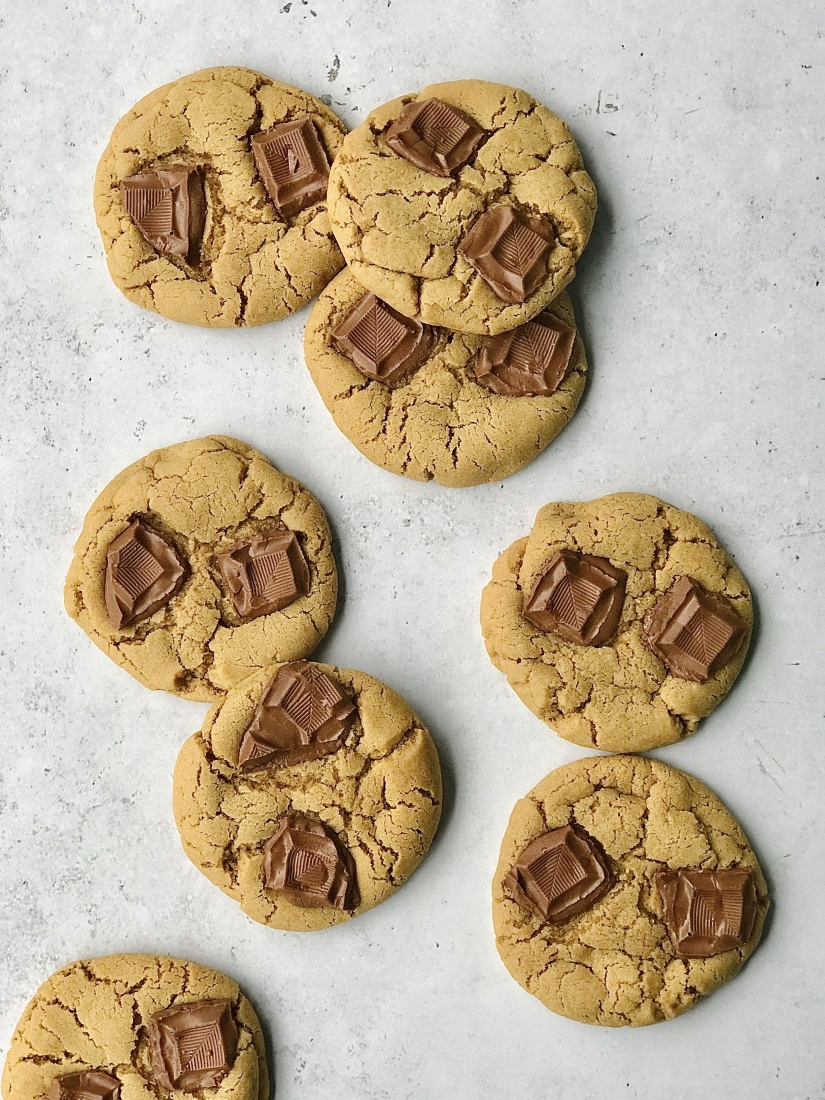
left=1, top=954, right=268, bottom=1099
left=303, top=267, right=587, bottom=486
left=65, top=436, right=337, bottom=702
left=327, top=79, right=596, bottom=335
left=481, top=493, right=753, bottom=752
left=493, top=755, right=769, bottom=1027
left=94, top=66, right=347, bottom=326
left=173, top=660, right=442, bottom=931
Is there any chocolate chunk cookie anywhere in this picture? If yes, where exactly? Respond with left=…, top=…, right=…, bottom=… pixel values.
left=481, top=493, right=753, bottom=752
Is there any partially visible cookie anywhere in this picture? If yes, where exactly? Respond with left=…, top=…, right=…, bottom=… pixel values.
left=493, top=755, right=769, bottom=1027
left=173, top=660, right=442, bottom=931
left=481, top=492, right=753, bottom=752
left=303, top=267, right=587, bottom=486
left=1, top=954, right=268, bottom=1100
left=65, top=436, right=337, bottom=702
left=327, top=79, right=596, bottom=335
left=94, top=66, right=347, bottom=326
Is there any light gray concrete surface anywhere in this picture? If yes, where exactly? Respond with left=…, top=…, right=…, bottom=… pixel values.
left=1, top=1, right=823, bottom=1097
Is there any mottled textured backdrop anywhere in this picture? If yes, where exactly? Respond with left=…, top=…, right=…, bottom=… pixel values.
left=1, top=1, right=823, bottom=1097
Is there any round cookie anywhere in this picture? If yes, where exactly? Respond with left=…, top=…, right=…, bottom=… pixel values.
left=327, top=79, right=596, bottom=335
left=173, top=660, right=442, bottom=931
left=493, top=755, right=769, bottom=1027
left=1, top=954, right=268, bottom=1099
left=94, top=66, right=347, bottom=326
left=303, top=268, right=587, bottom=486
left=65, top=436, right=337, bottom=702
left=481, top=492, right=753, bottom=752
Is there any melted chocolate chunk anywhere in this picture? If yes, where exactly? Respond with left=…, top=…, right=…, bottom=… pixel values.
left=263, top=815, right=359, bottom=910
left=331, top=292, right=435, bottom=387
left=238, top=660, right=356, bottom=772
left=386, top=97, right=486, bottom=177
left=523, top=549, right=627, bottom=646
left=147, top=1000, right=237, bottom=1093
left=104, top=519, right=188, bottom=630
left=47, top=1071, right=120, bottom=1100
left=656, top=868, right=757, bottom=958
left=475, top=310, right=576, bottom=396
left=458, top=205, right=553, bottom=304
left=218, top=528, right=310, bottom=620
left=643, top=576, right=749, bottom=682
left=120, top=166, right=205, bottom=263
left=504, top=825, right=613, bottom=923
left=251, top=117, right=331, bottom=218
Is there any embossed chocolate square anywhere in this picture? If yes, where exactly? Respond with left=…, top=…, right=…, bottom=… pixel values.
left=119, top=166, right=205, bottom=263
left=331, top=292, right=434, bottom=387
left=644, top=575, right=748, bottom=682
left=104, top=518, right=188, bottom=630
left=147, top=1000, right=238, bottom=1092
left=238, top=660, right=356, bottom=771
left=251, top=117, right=331, bottom=218
left=523, top=549, right=627, bottom=647
left=458, top=205, right=553, bottom=304
left=386, top=97, right=486, bottom=177
left=47, top=1071, right=121, bottom=1100
left=218, top=528, right=310, bottom=620
left=475, top=311, right=576, bottom=396
left=263, top=815, right=359, bottom=910
left=504, top=824, right=613, bottom=923
left=656, top=868, right=757, bottom=958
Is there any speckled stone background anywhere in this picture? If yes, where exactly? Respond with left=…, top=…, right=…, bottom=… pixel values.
left=1, top=2, right=823, bottom=1098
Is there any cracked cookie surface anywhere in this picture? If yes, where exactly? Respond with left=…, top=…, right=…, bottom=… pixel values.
left=64, top=436, right=337, bottom=702
left=480, top=493, right=753, bottom=752
left=94, top=66, right=346, bottom=326
left=173, top=661, right=442, bottom=931
left=493, top=755, right=769, bottom=1027
left=1, top=954, right=268, bottom=1100
left=327, top=79, right=596, bottom=335
left=303, top=268, right=587, bottom=486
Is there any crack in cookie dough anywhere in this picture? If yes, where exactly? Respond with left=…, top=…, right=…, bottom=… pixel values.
left=173, top=663, right=442, bottom=931
left=64, top=436, right=337, bottom=702
left=1, top=955, right=268, bottom=1100
left=94, top=66, right=347, bottom=326
left=304, top=267, right=586, bottom=486
left=493, top=755, right=769, bottom=1027
left=480, top=493, right=753, bottom=752
left=327, top=80, right=596, bottom=334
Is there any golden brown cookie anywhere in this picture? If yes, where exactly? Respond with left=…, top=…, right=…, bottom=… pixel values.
left=481, top=493, right=753, bottom=752
left=1, top=954, right=268, bottom=1100
left=303, top=267, right=587, bottom=486
left=173, top=660, right=442, bottom=931
left=65, top=436, right=337, bottom=702
left=327, top=79, right=596, bottom=335
left=94, top=66, right=347, bottom=326
left=493, top=755, right=769, bottom=1027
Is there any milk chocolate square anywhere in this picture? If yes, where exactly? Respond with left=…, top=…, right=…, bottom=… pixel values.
left=104, top=519, right=188, bottom=630
left=644, top=576, right=748, bottom=682
left=475, top=311, right=576, bottom=396
left=147, top=1000, right=238, bottom=1093
left=523, top=549, right=627, bottom=647
left=218, top=528, right=310, bottom=620
left=47, top=1071, right=120, bottom=1100
left=251, top=117, right=331, bottom=218
left=120, top=166, right=205, bottom=263
left=386, top=97, right=486, bottom=177
left=263, top=815, right=359, bottom=910
left=458, top=205, right=553, bottom=304
left=331, top=292, right=434, bottom=387
left=504, top=825, right=613, bottom=923
left=656, top=868, right=757, bottom=958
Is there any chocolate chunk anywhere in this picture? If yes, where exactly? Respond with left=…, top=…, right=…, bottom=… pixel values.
left=458, top=205, right=553, bottom=304
left=331, top=292, right=435, bottom=387
left=643, top=576, right=748, bottom=682
left=47, top=1071, right=120, bottom=1100
left=475, top=310, right=576, bottom=396
left=656, top=868, right=757, bottom=958
left=104, top=519, right=188, bottom=630
left=386, top=97, right=486, bottom=177
left=218, top=528, right=310, bottom=620
left=120, top=166, right=205, bottom=263
left=238, top=660, right=356, bottom=772
left=523, top=549, right=627, bottom=646
left=263, top=815, right=359, bottom=910
left=251, top=117, right=331, bottom=219
left=504, top=825, right=613, bottom=923
left=147, top=1000, right=238, bottom=1093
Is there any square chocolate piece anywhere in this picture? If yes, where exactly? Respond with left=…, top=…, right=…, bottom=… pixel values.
left=503, top=824, right=613, bottom=923
left=331, top=292, right=434, bottom=387
left=475, top=310, right=576, bottom=396
left=458, top=205, right=553, bottom=304
left=386, top=97, right=486, bottom=177
left=147, top=1000, right=238, bottom=1092
left=218, top=528, right=310, bottom=620
left=643, top=575, right=748, bottom=682
left=104, top=518, right=188, bottom=630
left=119, top=166, right=205, bottom=263
left=523, top=549, right=627, bottom=647
left=656, top=868, right=757, bottom=958
left=47, top=1071, right=120, bottom=1100
left=251, top=117, right=331, bottom=219
left=263, top=815, right=359, bottom=910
